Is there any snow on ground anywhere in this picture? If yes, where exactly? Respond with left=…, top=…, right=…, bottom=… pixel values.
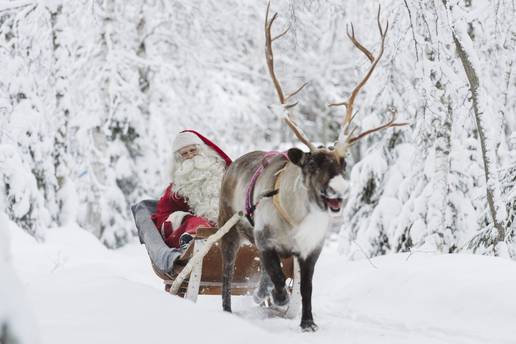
left=8, top=221, right=516, bottom=344
left=0, top=213, right=38, bottom=344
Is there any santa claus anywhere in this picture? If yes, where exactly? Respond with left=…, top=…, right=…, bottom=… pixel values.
left=151, top=130, right=231, bottom=249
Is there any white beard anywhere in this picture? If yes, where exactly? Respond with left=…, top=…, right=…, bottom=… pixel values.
left=172, top=153, right=225, bottom=224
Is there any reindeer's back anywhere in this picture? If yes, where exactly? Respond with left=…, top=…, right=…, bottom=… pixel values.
left=219, top=151, right=266, bottom=221
left=219, top=151, right=287, bottom=219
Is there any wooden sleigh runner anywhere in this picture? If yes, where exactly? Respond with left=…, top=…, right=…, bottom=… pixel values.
left=131, top=200, right=301, bottom=315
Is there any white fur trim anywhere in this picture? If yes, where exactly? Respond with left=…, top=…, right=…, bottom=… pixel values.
left=172, top=132, right=204, bottom=152
left=166, top=211, right=191, bottom=230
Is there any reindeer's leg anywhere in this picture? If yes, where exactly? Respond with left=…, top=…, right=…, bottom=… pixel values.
left=253, top=263, right=273, bottom=304
left=298, top=247, right=322, bottom=332
left=260, top=249, right=289, bottom=306
left=221, top=227, right=240, bottom=312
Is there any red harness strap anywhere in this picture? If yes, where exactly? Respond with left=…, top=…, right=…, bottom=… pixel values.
left=244, top=151, right=288, bottom=225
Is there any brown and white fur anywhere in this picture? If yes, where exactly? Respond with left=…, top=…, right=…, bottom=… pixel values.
left=218, top=148, right=348, bottom=332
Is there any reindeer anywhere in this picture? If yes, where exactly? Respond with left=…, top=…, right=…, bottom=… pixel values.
left=218, top=4, right=405, bottom=332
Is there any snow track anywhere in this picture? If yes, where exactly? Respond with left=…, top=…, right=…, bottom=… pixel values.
left=9, top=224, right=516, bottom=344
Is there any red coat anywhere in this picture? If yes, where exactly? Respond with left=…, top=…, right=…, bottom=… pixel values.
left=151, top=184, right=208, bottom=247
left=151, top=130, right=231, bottom=248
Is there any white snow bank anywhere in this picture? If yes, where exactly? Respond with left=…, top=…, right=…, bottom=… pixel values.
left=8, top=223, right=516, bottom=344
left=316, top=248, right=516, bottom=343
left=0, top=214, right=39, bottom=344
left=9, top=223, right=279, bottom=344
left=29, top=269, right=277, bottom=344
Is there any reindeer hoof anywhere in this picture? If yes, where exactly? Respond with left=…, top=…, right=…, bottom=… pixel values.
left=252, top=292, right=267, bottom=305
left=272, top=288, right=289, bottom=307
left=253, top=287, right=271, bottom=305
left=300, top=320, right=319, bottom=332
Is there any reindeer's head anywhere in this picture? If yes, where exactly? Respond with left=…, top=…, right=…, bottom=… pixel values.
left=287, top=148, right=347, bottom=212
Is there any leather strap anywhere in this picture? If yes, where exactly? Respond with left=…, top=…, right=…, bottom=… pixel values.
left=272, top=166, right=298, bottom=227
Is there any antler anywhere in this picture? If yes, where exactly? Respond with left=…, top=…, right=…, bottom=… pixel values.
left=348, top=109, right=407, bottom=144
left=333, top=6, right=407, bottom=156
left=265, top=2, right=316, bottom=152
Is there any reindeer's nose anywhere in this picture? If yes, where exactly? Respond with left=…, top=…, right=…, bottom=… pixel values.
left=323, top=185, right=340, bottom=199
left=327, top=175, right=349, bottom=198
left=326, top=186, right=337, bottom=196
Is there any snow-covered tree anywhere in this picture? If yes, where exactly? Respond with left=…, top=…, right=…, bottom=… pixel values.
left=442, top=0, right=508, bottom=254
left=0, top=3, right=56, bottom=238
left=501, top=133, right=516, bottom=251
left=0, top=0, right=514, bottom=258
left=338, top=0, right=513, bottom=258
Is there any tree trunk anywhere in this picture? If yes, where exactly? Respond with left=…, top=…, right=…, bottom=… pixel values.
left=427, top=98, right=452, bottom=249
left=442, top=0, right=506, bottom=245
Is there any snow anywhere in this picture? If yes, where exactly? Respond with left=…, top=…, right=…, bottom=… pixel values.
left=0, top=212, right=39, bottom=344
left=1, top=0, right=516, bottom=342
left=8, top=220, right=516, bottom=344
left=0, top=260, right=39, bottom=344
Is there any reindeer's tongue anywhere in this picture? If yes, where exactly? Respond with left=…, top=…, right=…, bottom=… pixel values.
left=326, top=198, right=342, bottom=211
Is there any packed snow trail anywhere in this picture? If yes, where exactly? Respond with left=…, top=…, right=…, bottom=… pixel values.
left=9, top=224, right=516, bottom=344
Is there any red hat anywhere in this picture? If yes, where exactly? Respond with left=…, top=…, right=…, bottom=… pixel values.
left=180, top=130, right=232, bottom=167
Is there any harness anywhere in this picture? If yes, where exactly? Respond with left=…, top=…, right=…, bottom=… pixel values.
left=245, top=151, right=296, bottom=227
left=271, top=166, right=297, bottom=227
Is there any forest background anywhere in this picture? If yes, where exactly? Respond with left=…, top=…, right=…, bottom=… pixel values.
left=0, top=0, right=515, bottom=258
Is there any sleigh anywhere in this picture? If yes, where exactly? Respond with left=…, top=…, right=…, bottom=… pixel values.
left=131, top=200, right=300, bottom=312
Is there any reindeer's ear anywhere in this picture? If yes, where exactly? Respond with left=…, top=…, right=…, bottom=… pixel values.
left=287, top=148, right=307, bottom=167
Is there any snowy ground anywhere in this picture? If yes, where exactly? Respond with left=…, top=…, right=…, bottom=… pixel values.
left=8, top=223, right=516, bottom=344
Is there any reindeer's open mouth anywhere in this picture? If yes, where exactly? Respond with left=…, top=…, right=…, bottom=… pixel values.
left=322, top=196, right=342, bottom=213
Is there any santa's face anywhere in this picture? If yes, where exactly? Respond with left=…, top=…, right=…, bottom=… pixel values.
left=178, top=144, right=199, bottom=160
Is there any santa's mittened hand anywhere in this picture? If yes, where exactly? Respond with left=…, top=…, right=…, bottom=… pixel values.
left=161, top=221, right=173, bottom=238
